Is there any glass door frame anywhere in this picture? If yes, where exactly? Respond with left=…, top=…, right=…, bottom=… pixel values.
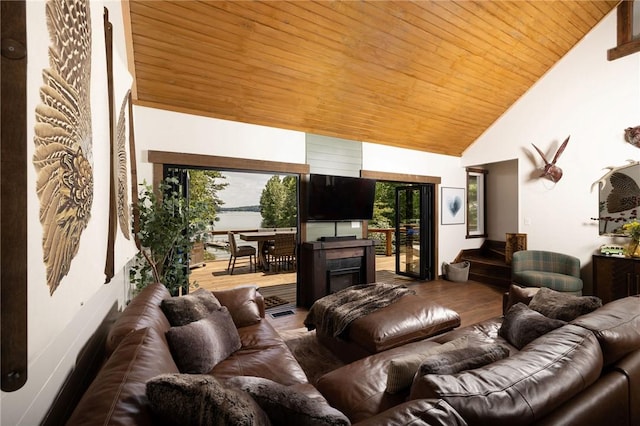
left=394, top=184, right=435, bottom=280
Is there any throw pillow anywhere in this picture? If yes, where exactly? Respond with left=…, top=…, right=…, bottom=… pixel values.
left=165, top=307, right=241, bottom=373
left=528, top=287, right=602, bottom=321
left=214, top=285, right=262, bottom=327
left=385, top=337, right=469, bottom=394
left=226, top=376, right=350, bottom=426
left=499, top=302, right=566, bottom=349
left=503, top=284, right=540, bottom=314
left=161, top=288, right=222, bottom=326
left=416, top=344, right=510, bottom=376
left=146, top=373, right=271, bottom=426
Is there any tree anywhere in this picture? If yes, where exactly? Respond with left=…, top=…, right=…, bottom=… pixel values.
left=260, top=175, right=297, bottom=227
left=371, top=182, right=401, bottom=228
left=188, top=169, right=228, bottom=233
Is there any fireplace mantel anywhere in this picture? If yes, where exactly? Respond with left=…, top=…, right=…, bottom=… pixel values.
left=297, top=239, right=376, bottom=308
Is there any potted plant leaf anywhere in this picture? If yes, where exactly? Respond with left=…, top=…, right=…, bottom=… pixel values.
left=129, top=177, right=206, bottom=296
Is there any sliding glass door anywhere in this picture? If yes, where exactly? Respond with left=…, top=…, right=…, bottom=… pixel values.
left=395, top=185, right=435, bottom=280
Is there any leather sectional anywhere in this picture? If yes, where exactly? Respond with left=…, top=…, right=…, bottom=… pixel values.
left=65, top=282, right=640, bottom=425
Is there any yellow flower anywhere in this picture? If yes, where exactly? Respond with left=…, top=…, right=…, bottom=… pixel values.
left=622, top=220, right=640, bottom=241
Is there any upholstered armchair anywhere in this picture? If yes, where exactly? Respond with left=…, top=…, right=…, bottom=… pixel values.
left=511, top=250, right=583, bottom=295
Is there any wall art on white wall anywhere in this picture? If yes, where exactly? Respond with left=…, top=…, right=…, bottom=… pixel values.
left=33, top=0, right=93, bottom=295
left=441, top=187, right=465, bottom=225
left=116, top=90, right=131, bottom=240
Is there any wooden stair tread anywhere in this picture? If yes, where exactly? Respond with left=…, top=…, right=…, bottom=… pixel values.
left=454, top=240, right=512, bottom=289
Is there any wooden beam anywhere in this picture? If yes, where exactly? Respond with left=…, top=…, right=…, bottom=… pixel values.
left=1, top=0, right=28, bottom=392
left=147, top=150, right=310, bottom=175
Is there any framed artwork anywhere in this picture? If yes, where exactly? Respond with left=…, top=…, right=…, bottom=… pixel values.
left=441, top=187, right=465, bottom=225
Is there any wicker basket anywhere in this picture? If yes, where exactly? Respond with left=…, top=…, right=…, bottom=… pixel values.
left=443, top=261, right=470, bottom=282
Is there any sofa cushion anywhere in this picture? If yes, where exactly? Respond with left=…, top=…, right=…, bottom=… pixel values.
left=528, top=287, right=602, bottom=321
left=66, top=327, right=179, bottom=426
left=354, top=399, right=468, bottom=426
left=410, top=325, right=603, bottom=426
left=571, top=295, right=640, bottom=366
left=415, top=344, right=509, bottom=376
left=214, top=285, right=262, bottom=327
left=503, top=284, right=540, bottom=314
left=160, top=288, right=221, bottom=326
left=386, top=337, right=469, bottom=394
left=499, top=303, right=566, bottom=349
left=226, top=376, right=350, bottom=426
left=316, top=339, right=447, bottom=423
left=212, top=320, right=309, bottom=386
left=165, top=307, right=241, bottom=373
left=105, top=282, right=171, bottom=355
left=146, top=373, right=271, bottom=426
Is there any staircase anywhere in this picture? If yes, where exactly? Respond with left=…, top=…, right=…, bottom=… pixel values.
left=455, top=240, right=512, bottom=289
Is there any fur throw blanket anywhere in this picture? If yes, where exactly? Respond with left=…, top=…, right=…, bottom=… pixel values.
left=304, top=283, right=415, bottom=337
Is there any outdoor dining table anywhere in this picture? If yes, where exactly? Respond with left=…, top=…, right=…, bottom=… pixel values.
left=239, top=230, right=296, bottom=270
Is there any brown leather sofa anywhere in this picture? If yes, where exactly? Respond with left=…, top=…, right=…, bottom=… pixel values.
left=316, top=295, right=640, bottom=426
left=65, top=282, right=640, bottom=425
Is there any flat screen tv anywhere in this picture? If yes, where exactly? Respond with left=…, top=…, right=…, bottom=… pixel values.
left=305, top=174, right=376, bottom=221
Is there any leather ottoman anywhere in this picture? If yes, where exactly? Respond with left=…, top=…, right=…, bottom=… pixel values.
left=317, top=294, right=461, bottom=363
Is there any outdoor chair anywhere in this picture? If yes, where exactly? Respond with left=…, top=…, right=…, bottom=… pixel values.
left=511, top=250, right=583, bottom=295
left=267, top=233, right=297, bottom=272
left=227, top=232, right=256, bottom=274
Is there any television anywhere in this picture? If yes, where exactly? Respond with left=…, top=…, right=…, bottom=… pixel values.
left=305, top=174, right=376, bottom=221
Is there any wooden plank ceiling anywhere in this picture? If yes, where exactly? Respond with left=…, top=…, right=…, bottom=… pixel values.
left=127, top=1, right=618, bottom=156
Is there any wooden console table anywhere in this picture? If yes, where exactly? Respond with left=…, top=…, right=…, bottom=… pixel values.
left=298, top=239, right=376, bottom=308
left=592, top=253, right=640, bottom=304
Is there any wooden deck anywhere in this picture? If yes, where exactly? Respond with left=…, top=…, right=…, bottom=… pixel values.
left=189, top=253, right=400, bottom=291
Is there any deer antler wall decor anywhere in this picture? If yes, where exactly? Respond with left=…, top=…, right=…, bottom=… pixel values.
left=531, top=135, right=570, bottom=183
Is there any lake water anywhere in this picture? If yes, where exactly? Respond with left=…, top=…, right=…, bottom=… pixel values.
left=214, top=211, right=263, bottom=231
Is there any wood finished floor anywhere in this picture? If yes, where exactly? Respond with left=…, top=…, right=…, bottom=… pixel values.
left=189, top=255, right=505, bottom=333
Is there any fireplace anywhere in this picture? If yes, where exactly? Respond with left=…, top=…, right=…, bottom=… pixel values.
left=298, top=239, right=376, bottom=308
left=327, top=258, right=362, bottom=293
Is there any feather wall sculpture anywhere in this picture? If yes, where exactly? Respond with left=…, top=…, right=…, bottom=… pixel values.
left=33, top=0, right=93, bottom=295
left=531, top=136, right=570, bottom=183
left=116, top=91, right=131, bottom=240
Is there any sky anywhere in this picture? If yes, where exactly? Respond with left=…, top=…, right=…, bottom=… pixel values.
left=216, top=171, right=275, bottom=208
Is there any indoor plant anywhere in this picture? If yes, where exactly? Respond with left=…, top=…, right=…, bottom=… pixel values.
left=129, top=177, right=206, bottom=296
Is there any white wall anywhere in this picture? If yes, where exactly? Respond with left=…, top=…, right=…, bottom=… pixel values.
left=485, top=159, right=519, bottom=241
left=132, top=106, right=307, bottom=184
left=463, top=10, right=640, bottom=293
left=1, top=1, right=136, bottom=424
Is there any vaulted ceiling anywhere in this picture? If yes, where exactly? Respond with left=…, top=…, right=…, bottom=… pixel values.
left=125, top=1, right=619, bottom=156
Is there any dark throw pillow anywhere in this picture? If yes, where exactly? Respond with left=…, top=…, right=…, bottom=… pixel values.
left=528, top=287, right=602, bottom=321
left=226, top=376, right=350, bottom=426
left=165, top=307, right=241, bottom=373
left=499, top=302, right=566, bottom=349
left=161, top=288, right=222, bottom=326
left=146, top=373, right=271, bottom=426
left=415, top=344, right=510, bottom=376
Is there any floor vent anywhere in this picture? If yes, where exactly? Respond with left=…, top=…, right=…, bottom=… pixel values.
left=270, top=310, right=295, bottom=318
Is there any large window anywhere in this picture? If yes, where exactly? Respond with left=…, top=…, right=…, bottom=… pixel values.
left=466, top=168, right=487, bottom=238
